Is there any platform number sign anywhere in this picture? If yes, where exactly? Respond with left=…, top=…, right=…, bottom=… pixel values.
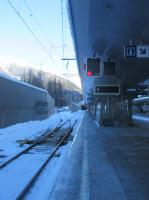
left=124, top=45, right=149, bottom=58
left=124, top=45, right=136, bottom=58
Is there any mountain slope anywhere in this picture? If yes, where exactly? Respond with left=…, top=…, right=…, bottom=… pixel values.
left=0, top=64, right=81, bottom=92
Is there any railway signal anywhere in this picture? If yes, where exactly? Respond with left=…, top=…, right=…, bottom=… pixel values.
left=86, top=58, right=100, bottom=76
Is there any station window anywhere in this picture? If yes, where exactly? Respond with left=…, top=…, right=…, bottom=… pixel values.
left=35, top=101, right=48, bottom=114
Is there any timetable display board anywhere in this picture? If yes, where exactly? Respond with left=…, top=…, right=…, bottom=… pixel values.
left=94, top=85, right=120, bottom=95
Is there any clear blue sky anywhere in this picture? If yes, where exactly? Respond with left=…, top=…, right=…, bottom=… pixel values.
left=0, top=0, right=81, bottom=87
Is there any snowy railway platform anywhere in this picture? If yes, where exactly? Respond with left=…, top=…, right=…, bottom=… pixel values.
left=1, top=110, right=149, bottom=199
left=48, top=112, right=149, bottom=200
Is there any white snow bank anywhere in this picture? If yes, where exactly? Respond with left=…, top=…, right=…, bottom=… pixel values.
left=0, top=110, right=81, bottom=160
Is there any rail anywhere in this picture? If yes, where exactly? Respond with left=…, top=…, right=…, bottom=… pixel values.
left=16, top=119, right=78, bottom=200
left=0, top=120, right=70, bottom=170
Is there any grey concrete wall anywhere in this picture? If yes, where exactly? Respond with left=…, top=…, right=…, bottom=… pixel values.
left=0, top=76, right=55, bottom=128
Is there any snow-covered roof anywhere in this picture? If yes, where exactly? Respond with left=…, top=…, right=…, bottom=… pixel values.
left=133, top=96, right=149, bottom=103
left=0, top=72, right=47, bottom=93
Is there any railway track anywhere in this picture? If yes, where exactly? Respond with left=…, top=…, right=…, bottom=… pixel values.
left=16, top=120, right=77, bottom=200
left=0, top=119, right=78, bottom=200
left=0, top=120, right=70, bottom=170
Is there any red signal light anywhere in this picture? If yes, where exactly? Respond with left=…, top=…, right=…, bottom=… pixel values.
left=86, top=58, right=100, bottom=76
left=87, top=71, right=93, bottom=76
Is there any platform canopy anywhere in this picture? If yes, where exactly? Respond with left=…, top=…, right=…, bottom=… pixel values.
left=68, top=0, right=149, bottom=98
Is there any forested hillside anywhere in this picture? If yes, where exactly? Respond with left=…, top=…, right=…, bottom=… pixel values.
left=0, top=64, right=82, bottom=107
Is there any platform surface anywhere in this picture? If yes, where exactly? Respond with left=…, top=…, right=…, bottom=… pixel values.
left=48, top=112, right=149, bottom=200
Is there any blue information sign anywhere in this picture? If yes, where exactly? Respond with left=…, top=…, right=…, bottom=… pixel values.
left=124, top=45, right=136, bottom=58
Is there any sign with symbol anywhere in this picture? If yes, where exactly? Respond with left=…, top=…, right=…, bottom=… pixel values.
left=124, top=45, right=136, bottom=58
left=137, top=45, right=149, bottom=58
left=124, top=45, right=149, bottom=58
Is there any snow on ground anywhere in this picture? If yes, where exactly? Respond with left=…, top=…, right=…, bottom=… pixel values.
left=26, top=112, right=84, bottom=200
left=0, top=109, right=83, bottom=200
left=0, top=110, right=71, bottom=160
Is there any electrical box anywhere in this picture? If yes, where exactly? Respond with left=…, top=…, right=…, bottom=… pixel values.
left=104, top=62, right=115, bottom=75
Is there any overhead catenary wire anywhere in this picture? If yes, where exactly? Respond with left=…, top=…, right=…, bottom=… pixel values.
left=18, top=0, right=22, bottom=14
left=61, top=0, right=71, bottom=73
left=24, top=0, right=53, bottom=45
left=61, top=0, right=65, bottom=58
left=60, top=0, right=77, bottom=75
left=6, top=0, right=62, bottom=72
left=24, top=0, right=66, bottom=49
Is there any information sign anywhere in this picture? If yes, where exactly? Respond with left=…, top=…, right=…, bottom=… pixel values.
left=137, top=45, right=149, bottom=58
left=94, top=85, right=120, bottom=95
